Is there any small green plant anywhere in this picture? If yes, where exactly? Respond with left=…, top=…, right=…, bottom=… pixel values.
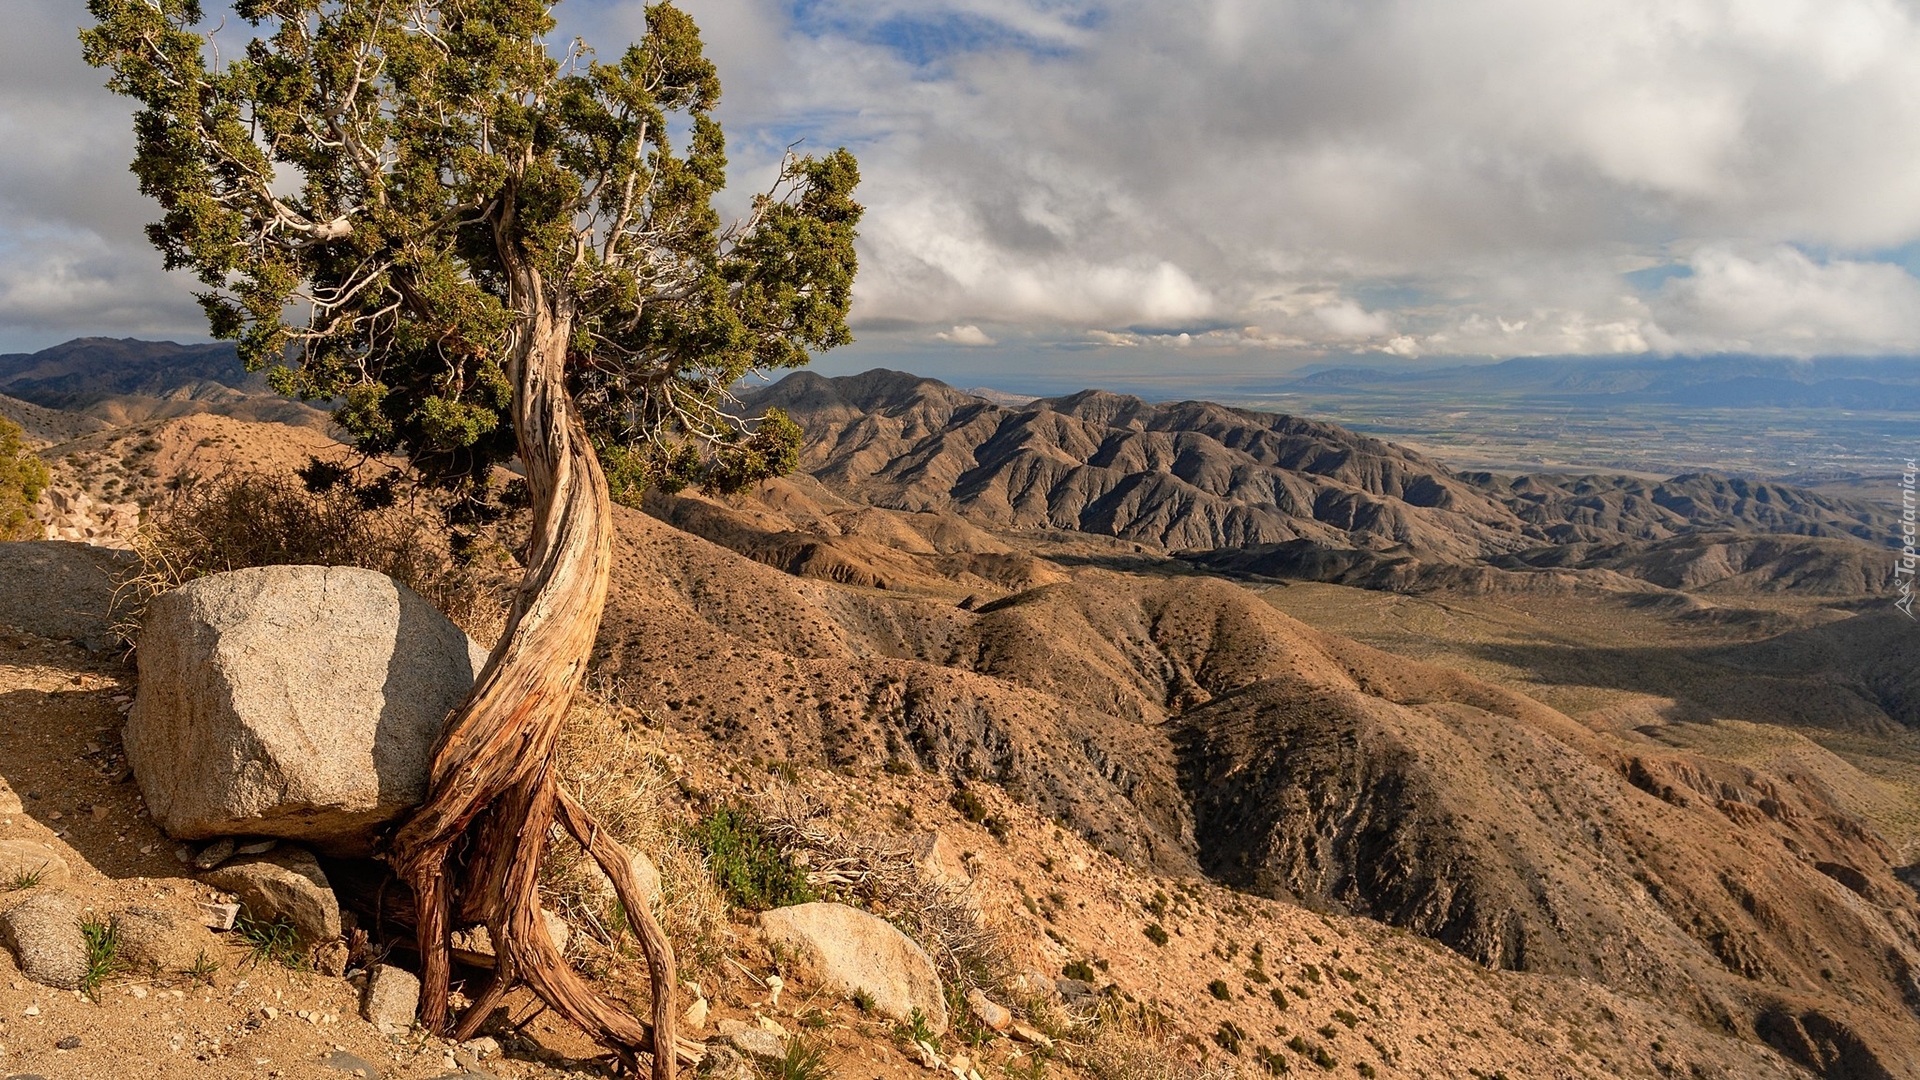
left=1145, top=891, right=1169, bottom=919
left=884, top=758, right=915, bottom=776
left=4, top=866, right=45, bottom=892
left=1356, top=1065, right=1377, bottom=1079
left=898, top=1006, right=940, bottom=1049
left=686, top=806, right=815, bottom=911
left=851, top=988, right=877, bottom=1013
left=1062, top=960, right=1097, bottom=983
left=949, top=788, right=1009, bottom=840
left=1207, top=979, right=1232, bottom=1001
left=761, top=1035, right=834, bottom=1080
left=238, top=913, right=306, bottom=970
left=78, top=917, right=122, bottom=1000
left=187, top=948, right=221, bottom=985
left=1256, top=1047, right=1291, bottom=1075
left=1301, top=964, right=1322, bottom=984
left=1270, top=987, right=1289, bottom=1011
left=1142, top=923, right=1169, bottom=946
left=1311, top=1047, right=1337, bottom=1070
left=798, top=1010, right=832, bottom=1029
left=1213, top=1020, right=1247, bottom=1055
left=1005, top=1049, right=1049, bottom=1080
left=1332, top=1009, right=1359, bottom=1029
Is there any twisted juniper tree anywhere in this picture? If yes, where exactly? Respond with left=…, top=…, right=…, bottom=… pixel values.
left=83, top=0, right=859, bottom=1071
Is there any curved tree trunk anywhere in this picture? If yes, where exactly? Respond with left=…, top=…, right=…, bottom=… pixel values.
left=386, top=286, right=692, bottom=1077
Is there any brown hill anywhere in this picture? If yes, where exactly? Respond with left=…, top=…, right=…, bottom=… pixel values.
left=0, top=391, right=112, bottom=447
left=596, top=498, right=1920, bottom=1078
left=0, top=337, right=328, bottom=430
left=745, top=371, right=1897, bottom=598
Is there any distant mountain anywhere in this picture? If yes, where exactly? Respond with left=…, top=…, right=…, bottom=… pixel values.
left=0, top=338, right=328, bottom=430
left=0, top=391, right=111, bottom=446
left=1287, top=353, right=1920, bottom=408
left=743, top=370, right=1898, bottom=596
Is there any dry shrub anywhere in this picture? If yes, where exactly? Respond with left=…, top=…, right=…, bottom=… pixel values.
left=1075, top=1022, right=1236, bottom=1080
left=547, top=685, right=731, bottom=981
left=121, top=470, right=510, bottom=643
left=753, top=791, right=1012, bottom=997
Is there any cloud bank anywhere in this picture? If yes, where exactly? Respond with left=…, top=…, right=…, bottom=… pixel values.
left=6, top=0, right=1920, bottom=360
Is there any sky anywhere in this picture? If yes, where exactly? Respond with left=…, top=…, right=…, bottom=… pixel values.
left=6, top=0, right=1920, bottom=382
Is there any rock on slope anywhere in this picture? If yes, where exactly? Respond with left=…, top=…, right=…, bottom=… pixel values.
left=600, top=501, right=1920, bottom=1078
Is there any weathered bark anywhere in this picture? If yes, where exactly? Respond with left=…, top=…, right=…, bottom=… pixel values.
left=386, top=277, right=686, bottom=1077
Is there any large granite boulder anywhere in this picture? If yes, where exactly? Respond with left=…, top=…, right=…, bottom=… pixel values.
left=758, top=902, right=948, bottom=1034
left=126, top=565, right=487, bottom=855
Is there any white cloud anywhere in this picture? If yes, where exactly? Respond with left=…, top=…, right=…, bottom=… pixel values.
left=934, top=324, right=996, bottom=346
left=1649, top=245, right=1920, bottom=355
left=9, top=0, right=1920, bottom=357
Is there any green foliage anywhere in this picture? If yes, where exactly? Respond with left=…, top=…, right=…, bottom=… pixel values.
left=4, top=866, right=45, bottom=892
left=187, top=948, right=221, bottom=985
left=1212, top=1020, right=1247, bottom=1055
left=685, top=805, right=813, bottom=911
left=238, top=912, right=307, bottom=970
left=759, top=1035, right=834, bottom=1080
left=898, top=1006, right=940, bottom=1049
left=82, top=0, right=860, bottom=508
left=1269, top=987, right=1289, bottom=1011
left=0, top=417, right=49, bottom=541
left=1061, top=960, right=1097, bottom=983
left=1255, top=1046, right=1291, bottom=1075
left=1332, top=1009, right=1359, bottom=1029
left=1142, top=923, right=1169, bottom=947
left=949, top=787, right=1008, bottom=841
left=1207, top=979, right=1231, bottom=1001
left=79, top=917, right=123, bottom=1000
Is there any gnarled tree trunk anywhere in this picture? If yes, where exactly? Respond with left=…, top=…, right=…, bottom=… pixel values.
left=386, top=282, right=692, bottom=1077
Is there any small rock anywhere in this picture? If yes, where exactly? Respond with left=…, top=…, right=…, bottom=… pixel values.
left=313, top=939, right=350, bottom=977
left=192, top=839, right=237, bottom=870
left=89, top=804, right=109, bottom=823
left=758, top=1015, right=790, bottom=1037
left=914, top=1040, right=942, bottom=1069
left=766, top=973, right=784, bottom=1009
left=56, top=1036, right=81, bottom=1050
left=360, top=964, right=419, bottom=1029
left=114, top=906, right=216, bottom=973
left=0, top=839, right=70, bottom=889
left=174, top=846, right=194, bottom=864
left=913, top=831, right=972, bottom=889
left=200, top=903, right=242, bottom=931
left=583, top=849, right=664, bottom=911
left=759, top=902, right=949, bottom=1034
left=699, top=1043, right=754, bottom=1080
left=236, top=839, right=278, bottom=856
left=1055, top=978, right=1095, bottom=1002
left=0, top=892, right=89, bottom=990
left=200, top=847, right=342, bottom=945
left=1009, top=1022, right=1053, bottom=1049
left=323, top=1049, right=384, bottom=1078
left=965, top=988, right=1011, bottom=1033
left=447, top=910, right=570, bottom=967
left=683, top=996, right=709, bottom=1031
left=459, top=1036, right=500, bottom=1059
left=0, top=777, right=23, bottom=816
left=727, top=1026, right=786, bottom=1061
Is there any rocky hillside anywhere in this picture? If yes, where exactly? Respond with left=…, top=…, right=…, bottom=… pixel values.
left=607, top=492, right=1920, bottom=1078
left=744, top=370, right=1897, bottom=597
left=0, top=337, right=328, bottom=429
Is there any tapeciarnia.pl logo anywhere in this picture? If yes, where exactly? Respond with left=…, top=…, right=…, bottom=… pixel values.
left=1898, top=459, right=1917, bottom=619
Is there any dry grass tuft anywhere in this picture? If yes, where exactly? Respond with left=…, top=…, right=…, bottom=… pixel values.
left=547, top=682, right=731, bottom=981
left=118, top=470, right=511, bottom=643
left=753, top=791, right=1012, bottom=997
left=1072, top=1005, right=1239, bottom=1080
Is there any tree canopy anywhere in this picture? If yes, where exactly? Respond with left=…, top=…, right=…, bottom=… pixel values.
left=83, top=0, right=858, bottom=507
